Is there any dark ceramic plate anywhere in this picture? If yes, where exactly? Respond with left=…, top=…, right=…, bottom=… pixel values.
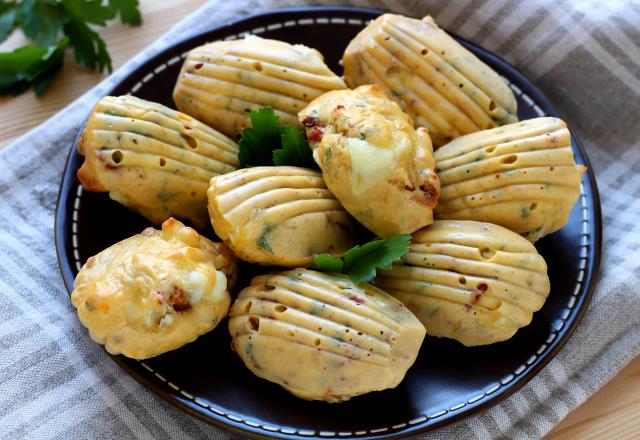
left=55, top=7, right=602, bottom=440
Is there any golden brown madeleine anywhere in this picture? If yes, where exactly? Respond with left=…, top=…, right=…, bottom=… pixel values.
left=173, top=35, right=346, bottom=138
left=229, top=268, right=425, bottom=402
left=71, top=218, right=237, bottom=359
left=377, top=220, right=550, bottom=346
left=298, top=85, right=440, bottom=237
left=77, top=95, right=239, bottom=228
left=342, top=14, right=518, bottom=147
left=435, top=117, right=586, bottom=242
left=207, top=166, right=363, bottom=267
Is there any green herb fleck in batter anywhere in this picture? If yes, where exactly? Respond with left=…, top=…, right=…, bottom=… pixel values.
left=257, top=225, right=273, bottom=254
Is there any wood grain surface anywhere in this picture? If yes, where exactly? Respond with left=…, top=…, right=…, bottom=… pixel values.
left=0, top=1, right=636, bottom=439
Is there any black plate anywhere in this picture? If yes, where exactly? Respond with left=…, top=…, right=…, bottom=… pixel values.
left=55, top=7, right=602, bottom=440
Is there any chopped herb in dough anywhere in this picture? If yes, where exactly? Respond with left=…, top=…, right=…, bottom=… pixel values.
left=256, top=226, right=273, bottom=254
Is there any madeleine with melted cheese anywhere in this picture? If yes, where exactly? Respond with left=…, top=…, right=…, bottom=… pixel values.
left=298, top=85, right=440, bottom=237
left=377, top=220, right=550, bottom=346
left=77, top=95, right=239, bottom=228
left=173, top=35, right=346, bottom=138
left=229, top=268, right=425, bottom=402
left=343, top=14, right=518, bottom=147
left=71, top=218, right=237, bottom=360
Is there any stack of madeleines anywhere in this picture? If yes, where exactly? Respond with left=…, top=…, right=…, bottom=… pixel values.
left=71, top=13, right=585, bottom=403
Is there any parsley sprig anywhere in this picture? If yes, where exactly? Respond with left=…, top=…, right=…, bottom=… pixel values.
left=311, top=234, right=411, bottom=284
left=238, top=107, right=317, bottom=169
left=0, top=0, right=142, bottom=96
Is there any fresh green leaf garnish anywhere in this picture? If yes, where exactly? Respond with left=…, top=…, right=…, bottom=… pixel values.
left=342, top=234, right=412, bottom=283
left=238, top=107, right=282, bottom=167
left=0, top=2, right=18, bottom=44
left=273, top=125, right=316, bottom=168
left=311, top=234, right=411, bottom=284
left=109, top=0, right=141, bottom=25
left=61, top=0, right=114, bottom=26
left=238, top=107, right=317, bottom=168
left=0, top=0, right=142, bottom=96
left=64, top=16, right=112, bottom=72
left=0, top=37, right=69, bottom=96
left=32, top=59, right=61, bottom=95
left=311, top=254, right=344, bottom=274
left=17, top=0, right=66, bottom=47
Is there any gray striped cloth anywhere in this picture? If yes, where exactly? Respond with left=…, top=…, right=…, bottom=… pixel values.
left=1, top=0, right=638, bottom=438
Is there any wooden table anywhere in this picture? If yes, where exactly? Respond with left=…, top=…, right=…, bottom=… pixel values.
left=1, top=1, right=638, bottom=438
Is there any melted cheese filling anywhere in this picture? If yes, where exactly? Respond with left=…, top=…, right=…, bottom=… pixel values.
left=347, top=138, right=395, bottom=196
left=211, top=270, right=228, bottom=302
left=186, top=270, right=228, bottom=305
left=186, top=271, right=208, bottom=304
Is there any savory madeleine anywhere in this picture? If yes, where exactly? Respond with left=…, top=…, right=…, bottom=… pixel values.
left=299, top=85, right=440, bottom=237
left=377, top=220, right=550, bottom=346
left=229, top=268, right=425, bottom=402
left=173, top=35, right=346, bottom=138
left=435, top=117, right=586, bottom=242
left=77, top=95, right=239, bottom=228
left=207, top=166, right=363, bottom=267
left=343, top=14, right=518, bottom=147
left=71, top=218, right=237, bottom=359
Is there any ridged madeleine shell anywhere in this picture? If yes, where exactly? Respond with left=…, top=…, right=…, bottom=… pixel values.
left=342, top=14, right=518, bottom=147
left=173, top=35, right=346, bottom=138
left=435, top=117, right=586, bottom=242
left=207, top=166, right=363, bottom=267
left=77, top=95, right=239, bottom=228
left=229, top=268, right=426, bottom=402
left=376, top=220, right=550, bottom=346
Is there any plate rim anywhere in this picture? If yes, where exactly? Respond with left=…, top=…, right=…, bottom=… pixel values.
left=54, top=6, right=603, bottom=439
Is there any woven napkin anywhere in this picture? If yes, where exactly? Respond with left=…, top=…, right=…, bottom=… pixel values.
left=1, top=0, right=638, bottom=438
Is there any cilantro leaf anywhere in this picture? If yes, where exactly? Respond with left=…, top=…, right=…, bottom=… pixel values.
left=273, top=125, right=316, bottom=168
left=310, top=254, right=344, bottom=273
left=238, top=106, right=317, bottom=168
left=1, top=0, right=143, bottom=97
left=343, top=234, right=411, bottom=283
left=33, top=54, right=64, bottom=97
left=17, top=0, right=67, bottom=47
left=0, top=1, right=16, bottom=16
left=109, top=0, right=141, bottom=25
left=310, top=234, right=411, bottom=284
left=63, top=17, right=111, bottom=72
left=238, top=107, right=283, bottom=167
left=0, top=2, right=17, bottom=44
left=61, top=0, right=115, bottom=26
left=0, top=37, right=69, bottom=96
left=60, top=0, right=114, bottom=72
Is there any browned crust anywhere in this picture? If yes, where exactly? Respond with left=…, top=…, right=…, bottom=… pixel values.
left=77, top=161, right=106, bottom=192
left=76, top=120, right=107, bottom=192
left=212, top=242, right=238, bottom=291
left=78, top=159, right=106, bottom=192
left=77, top=127, right=88, bottom=155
